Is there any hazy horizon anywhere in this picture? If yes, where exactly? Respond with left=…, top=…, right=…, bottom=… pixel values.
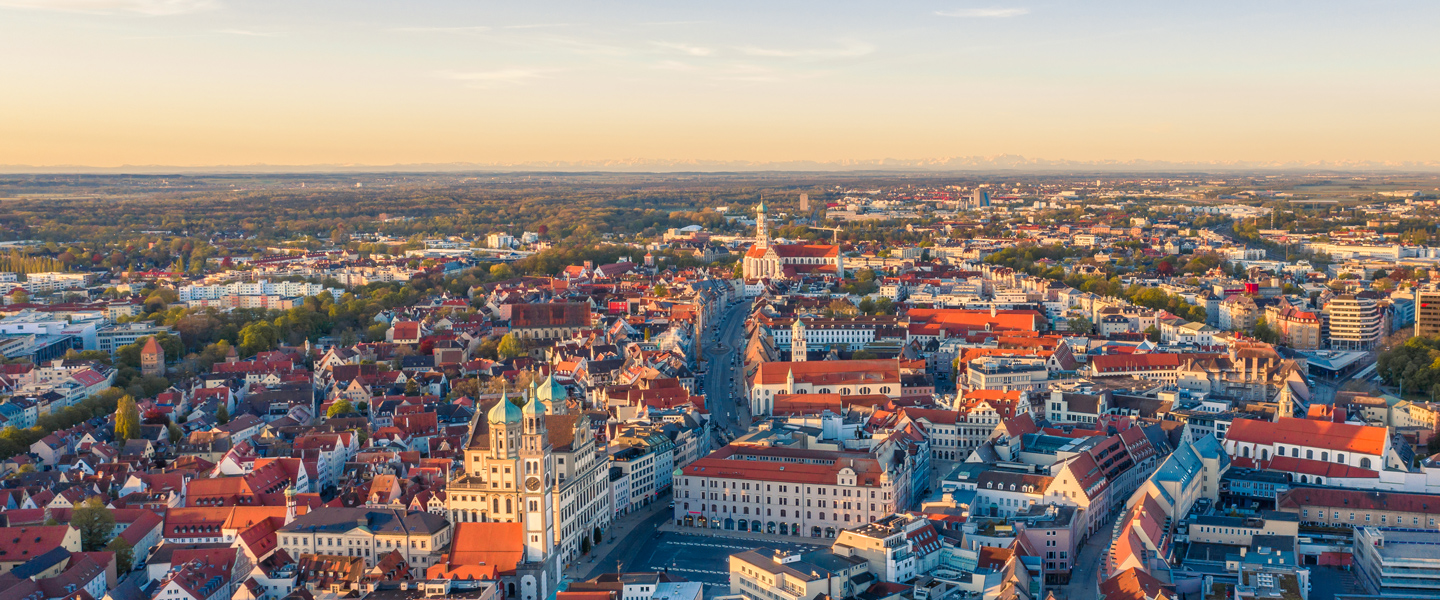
left=3, top=1, right=1437, bottom=168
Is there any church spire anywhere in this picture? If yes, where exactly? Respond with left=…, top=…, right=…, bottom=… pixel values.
left=756, top=196, right=769, bottom=249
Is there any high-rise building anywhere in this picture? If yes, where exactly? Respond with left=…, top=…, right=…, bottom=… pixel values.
left=1416, top=290, right=1440, bottom=338
left=1325, top=295, right=1383, bottom=351
left=799, top=193, right=809, bottom=212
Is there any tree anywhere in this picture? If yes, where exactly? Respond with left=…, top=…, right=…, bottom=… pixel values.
left=857, top=297, right=876, bottom=315
left=72, top=497, right=116, bottom=551
left=167, top=422, right=182, bottom=444
left=489, top=264, right=513, bottom=280
left=1252, top=317, right=1279, bottom=344
left=593, top=526, right=603, bottom=545
left=1067, top=316, right=1093, bottom=334
left=106, top=535, right=135, bottom=571
left=825, top=299, right=859, bottom=318
left=875, top=297, right=894, bottom=315
left=1144, top=325, right=1161, bottom=343
left=497, top=333, right=525, bottom=360
left=404, top=378, right=420, bottom=396
left=327, top=399, right=356, bottom=418
left=114, top=394, right=140, bottom=442
left=580, top=536, right=591, bottom=554
left=215, top=404, right=230, bottom=425
left=652, top=283, right=668, bottom=297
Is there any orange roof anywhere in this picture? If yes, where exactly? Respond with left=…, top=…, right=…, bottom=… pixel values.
left=142, top=336, right=162, bottom=355
left=771, top=244, right=839, bottom=258
left=682, top=446, right=885, bottom=486
left=426, top=522, right=524, bottom=580
left=756, top=360, right=899, bottom=386
left=905, top=308, right=1044, bottom=332
left=958, top=389, right=1023, bottom=402
left=1227, top=417, right=1387, bottom=456
left=1090, top=353, right=1220, bottom=373
left=1099, top=567, right=1172, bottom=600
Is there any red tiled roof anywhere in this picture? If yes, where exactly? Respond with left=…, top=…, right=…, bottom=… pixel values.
left=755, top=360, right=899, bottom=386
left=1227, top=417, right=1387, bottom=456
left=1278, top=488, right=1440, bottom=513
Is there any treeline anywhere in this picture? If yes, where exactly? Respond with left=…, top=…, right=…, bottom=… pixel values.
left=0, top=387, right=126, bottom=461
left=0, top=251, right=66, bottom=275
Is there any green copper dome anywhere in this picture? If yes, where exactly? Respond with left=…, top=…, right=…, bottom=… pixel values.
left=536, top=373, right=567, bottom=402
left=488, top=391, right=523, bottom=424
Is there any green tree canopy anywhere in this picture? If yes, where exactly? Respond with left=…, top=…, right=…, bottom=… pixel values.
left=72, top=497, right=116, bottom=551
left=114, top=394, right=140, bottom=442
left=497, top=333, right=525, bottom=360
left=327, top=399, right=355, bottom=418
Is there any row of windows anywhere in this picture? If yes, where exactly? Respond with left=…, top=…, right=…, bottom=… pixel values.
left=281, top=535, right=428, bottom=549
left=1298, top=509, right=1436, bottom=527
left=688, top=503, right=872, bottom=522
left=686, top=479, right=880, bottom=497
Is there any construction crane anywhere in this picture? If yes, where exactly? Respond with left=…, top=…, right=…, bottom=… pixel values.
left=805, top=226, right=843, bottom=242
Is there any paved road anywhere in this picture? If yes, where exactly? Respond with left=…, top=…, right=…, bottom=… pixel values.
left=628, top=532, right=816, bottom=598
left=1057, top=523, right=1112, bottom=600
left=702, top=300, right=753, bottom=439
left=568, top=497, right=673, bottom=582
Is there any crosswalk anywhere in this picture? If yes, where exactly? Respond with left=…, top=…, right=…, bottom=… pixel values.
left=662, top=566, right=731, bottom=576
left=663, top=540, right=756, bottom=551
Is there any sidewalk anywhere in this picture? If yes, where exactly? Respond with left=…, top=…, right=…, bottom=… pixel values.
left=563, top=493, right=673, bottom=582
left=658, top=520, right=830, bottom=547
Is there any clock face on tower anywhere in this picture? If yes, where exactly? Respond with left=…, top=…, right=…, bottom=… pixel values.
left=526, top=476, right=541, bottom=491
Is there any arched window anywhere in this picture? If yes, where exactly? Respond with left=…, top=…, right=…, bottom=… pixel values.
left=1361, top=458, right=1372, bottom=470
left=1306, top=450, right=1314, bottom=460
left=1261, top=449, right=1269, bottom=460
left=1243, top=447, right=1251, bottom=458
left=1321, top=452, right=1329, bottom=461
left=1292, top=447, right=1300, bottom=458
left=1337, top=454, right=1345, bottom=463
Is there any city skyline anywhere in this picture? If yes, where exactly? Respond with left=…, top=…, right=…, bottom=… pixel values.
left=2, top=0, right=1438, bottom=169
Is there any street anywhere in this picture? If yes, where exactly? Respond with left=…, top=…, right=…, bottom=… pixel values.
left=702, top=300, right=753, bottom=439
left=566, top=495, right=673, bottom=582
left=1056, top=521, right=1113, bottom=600
left=627, top=532, right=816, bottom=598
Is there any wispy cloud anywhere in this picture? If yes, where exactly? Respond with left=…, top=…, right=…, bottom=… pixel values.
left=503, top=23, right=577, bottom=30
left=737, top=42, right=875, bottom=60
left=391, top=25, right=491, bottom=34
left=652, top=41, right=712, bottom=56
left=935, top=7, right=1030, bottom=18
left=0, top=0, right=216, bottom=15
left=652, top=60, right=698, bottom=72
left=217, top=28, right=279, bottom=37
left=437, top=68, right=554, bottom=89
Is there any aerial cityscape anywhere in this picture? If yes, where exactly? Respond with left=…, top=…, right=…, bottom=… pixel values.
left=2, top=3, right=1440, bottom=600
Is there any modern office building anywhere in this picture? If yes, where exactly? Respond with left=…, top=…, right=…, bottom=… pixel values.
left=1324, top=295, right=1383, bottom=351
left=1417, top=290, right=1440, bottom=338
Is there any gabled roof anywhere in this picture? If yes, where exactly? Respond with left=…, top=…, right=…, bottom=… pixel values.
left=1226, top=416, right=1387, bottom=455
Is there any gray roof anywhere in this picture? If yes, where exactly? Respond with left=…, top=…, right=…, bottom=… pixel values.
left=280, top=507, right=448, bottom=536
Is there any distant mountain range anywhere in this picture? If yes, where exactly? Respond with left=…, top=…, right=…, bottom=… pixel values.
left=3, top=155, right=1439, bottom=174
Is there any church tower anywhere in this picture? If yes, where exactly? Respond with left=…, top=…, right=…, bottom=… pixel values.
left=517, top=391, right=555, bottom=600
left=755, top=199, right=769, bottom=249
left=791, top=318, right=808, bottom=362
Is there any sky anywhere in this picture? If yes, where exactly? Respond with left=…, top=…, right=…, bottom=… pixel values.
left=1, top=0, right=1438, bottom=169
